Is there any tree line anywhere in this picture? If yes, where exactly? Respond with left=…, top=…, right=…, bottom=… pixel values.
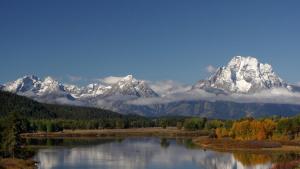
left=214, top=116, right=300, bottom=141
left=172, top=115, right=300, bottom=141
left=25, top=116, right=191, bottom=132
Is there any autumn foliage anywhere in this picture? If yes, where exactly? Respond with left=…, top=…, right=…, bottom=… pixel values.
left=229, top=119, right=276, bottom=140
left=215, top=118, right=279, bottom=140
left=215, top=127, right=229, bottom=138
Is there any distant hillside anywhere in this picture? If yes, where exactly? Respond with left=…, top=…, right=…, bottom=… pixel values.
left=116, top=100, right=300, bottom=119
left=2, top=90, right=300, bottom=120
left=0, top=91, right=54, bottom=118
left=0, top=91, right=122, bottom=119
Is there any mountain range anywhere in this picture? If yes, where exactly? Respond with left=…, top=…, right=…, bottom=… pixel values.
left=2, top=56, right=300, bottom=119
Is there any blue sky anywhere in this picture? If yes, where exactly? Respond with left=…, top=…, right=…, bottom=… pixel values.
left=1, top=0, right=300, bottom=85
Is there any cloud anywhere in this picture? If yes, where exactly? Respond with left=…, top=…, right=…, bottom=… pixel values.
left=95, top=95, right=138, bottom=112
left=228, top=88, right=300, bottom=105
left=54, top=97, right=84, bottom=106
left=205, top=65, right=217, bottom=74
left=148, top=80, right=191, bottom=96
left=98, top=76, right=124, bottom=85
left=127, top=89, right=215, bottom=105
left=126, top=87, right=300, bottom=106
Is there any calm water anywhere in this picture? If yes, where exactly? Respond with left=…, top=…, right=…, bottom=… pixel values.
left=30, top=137, right=300, bottom=169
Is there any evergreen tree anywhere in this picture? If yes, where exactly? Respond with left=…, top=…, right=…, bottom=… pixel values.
left=2, top=112, right=28, bottom=158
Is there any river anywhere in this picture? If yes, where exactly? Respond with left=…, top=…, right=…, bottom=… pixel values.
left=29, top=137, right=300, bottom=169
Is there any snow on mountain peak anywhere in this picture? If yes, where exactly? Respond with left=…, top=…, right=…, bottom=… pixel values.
left=2, top=75, right=72, bottom=99
left=65, top=83, right=110, bottom=99
left=194, top=56, right=286, bottom=93
left=116, top=75, right=137, bottom=85
left=64, top=75, right=157, bottom=99
left=3, top=75, right=41, bottom=93
left=38, top=76, right=65, bottom=94
left=103, top=75, right=158, bottom=97
left=43, top=76, right=57, bottom=83
left=123, top=75, right=133, bottom=81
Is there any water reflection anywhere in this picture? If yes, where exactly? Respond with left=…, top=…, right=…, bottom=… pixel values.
left=31, top=138, right=300, bottom=169
left=233, top=152, right=271, bottom=166
left=160, top=138, right=170, bottom=148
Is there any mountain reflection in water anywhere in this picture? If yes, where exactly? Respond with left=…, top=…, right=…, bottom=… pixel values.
left=31, top=137, right=300, bottom=169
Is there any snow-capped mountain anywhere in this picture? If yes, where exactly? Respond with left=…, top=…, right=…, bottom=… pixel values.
left=63, top=84, right=83, bottom=98
left=64, top=83, right=111, bottom=99
left=2, top=75, right=41, bottom=93
left=103, top=75, right=159, bottom=98
left=1, top=74, right=158, bottom=104
left=64, top=75, right=158, bottom=99
left=193, top=56, right=287, bottom=93
left=38, top=76, right=68, bottom=95
left=2, top=75, right=75, bottom=102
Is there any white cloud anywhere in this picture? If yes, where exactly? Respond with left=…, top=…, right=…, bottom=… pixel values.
left=148, top=80, right=191, bottom=96
left=127, top=89, right=215, bottom=105
left=126, top=87, right=300, bottom=106
left=98, top=76, right=124, bottom=85
left=54, top=97, right=83, bottom=106
left=205, top=65, right=217, bottom=74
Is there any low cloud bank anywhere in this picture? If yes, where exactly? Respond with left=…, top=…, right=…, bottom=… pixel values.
left=127, top=88, right=300, bottom=106
left=148, top=80, right=191, bottom=97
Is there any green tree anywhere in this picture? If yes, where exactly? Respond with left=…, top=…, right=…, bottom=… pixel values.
left=46, top=122, right=54, bottom=132
left=2, top=112, right=28, bottom=158
left=116, top=119, right=125, bottom=129
left=276, top=118, right=292, bottom=135
left=159, top=119, right=168, bottom=129
left=205, top=120, right=224, bottom=130
left=0, top=118, right=4, bottom=147
left=183, top=118, right=206, bottom=131
left=37, top=121, right=47, bottom=132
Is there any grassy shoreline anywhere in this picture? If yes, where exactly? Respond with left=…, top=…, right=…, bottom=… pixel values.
left=0, top=158, right=36, bottom=169
left=193, top=137, right=300, bottom=152
left=22, top=128, right=300, bottom=152
left=21, top=127, right=209, bottom=138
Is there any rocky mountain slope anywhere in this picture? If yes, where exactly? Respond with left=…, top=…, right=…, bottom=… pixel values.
left=192, top=56, right=289, bottom=94
left=2, top=75, right=75, bottom=103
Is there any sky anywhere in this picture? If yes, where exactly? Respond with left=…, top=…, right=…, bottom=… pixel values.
left=1, top=0, right=300, bottom=85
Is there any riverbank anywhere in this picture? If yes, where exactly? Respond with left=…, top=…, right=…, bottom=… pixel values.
left=0, top=158, right=36, bottom=169
left=193, top=137, right=300, bottom=152
left=21, top=128, right=300, bottom=152
left=21, top=127, right=209, bottom=138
